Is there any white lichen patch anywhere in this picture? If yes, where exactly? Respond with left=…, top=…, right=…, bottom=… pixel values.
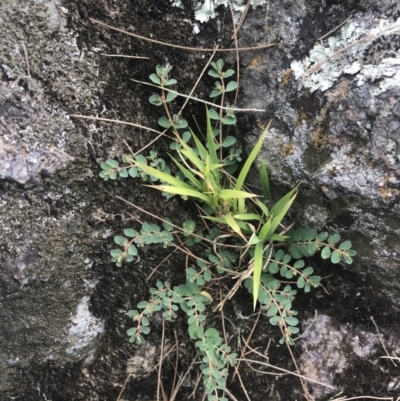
left=65, top=296, right=104, bottom=358
left=290, top=15, right=400, bottom=93
left=192, top=0, right=266, bottom=27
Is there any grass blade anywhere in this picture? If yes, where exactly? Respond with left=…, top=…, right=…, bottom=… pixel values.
left=206, top=107, right=219, bottom=165
left=152, top=185, right=212, bottom=204
left=135, top=161, right=193, bottom=189
left=259, top=161, right=270, bottom=201
left=265, top=184, right=299, bottom=240
left=252, top=242, right=264, bottom=309
left=235, top=121, right=271, bottom=192
left=169, top=155, right=203, bottom=190
left=219, top=189, right=258, bottom=199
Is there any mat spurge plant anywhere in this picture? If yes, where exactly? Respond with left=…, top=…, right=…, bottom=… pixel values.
left=99, top=60, right=356, bottom=400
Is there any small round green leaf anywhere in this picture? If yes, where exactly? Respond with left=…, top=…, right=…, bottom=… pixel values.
left=165, top=78, right=177, bottom=86
left=208, top=109, right=220, bottom=120
left=158, top=117, right=172, bottom=128
left=124, top=228, right=137, bottom=237
left=339, top=240, right=352, bottom=251
left=223, top=69, right=235, bottom=78
left=114, top=235, right=128, bottom=246
left=222, top=136, right=236, bottom=147
left=328, top=233, right=341, bottom=244
left=321, top=246, right=331, bottom=259
left=183, top=219, right=195, bottom=235
left=285, top=317, right=299, bottom=326
left=225, top=81, right=238, bottom=92
left=149, top=94, right=163, bottom=106
left=110, top=249, right=123, bottom=258
left=297, top=276, right=305, bottom=289
left=128, top=244, right=138, bottom=256
left=149, top=73, right=161, bottom=84
left=166, top=91, right=178, bottom=102
left=331, top=250, right=341, bottom=264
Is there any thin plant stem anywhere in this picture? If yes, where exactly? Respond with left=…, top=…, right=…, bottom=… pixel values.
left=90, top=18, right=275, bottom=52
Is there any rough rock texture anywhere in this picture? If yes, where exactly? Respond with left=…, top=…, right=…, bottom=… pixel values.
left=238, top=0, right=400, bottom=307
left=1, top=0, right=400, bottom=400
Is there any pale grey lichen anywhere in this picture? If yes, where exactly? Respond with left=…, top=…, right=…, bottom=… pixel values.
left=65, top=296, right=104, bottom=360
left=290, top=15, right=400, bottom=93
left=191, top=0, right=267, bottom=32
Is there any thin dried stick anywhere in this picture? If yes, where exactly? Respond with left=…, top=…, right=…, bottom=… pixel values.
left=157, top=318, right=166, bottom=401
left=238, top=357, right=336, bottom=389
left=169, top=357, right=198, bottom=401
left=331, top=396, right=394, bottom=401
left=370, top=316, right=397, bottom=367
left=146, top=249, right=177, bottom=282
left=116, top=372, right=134, bottom=401
left=177, top=49, right=218, bottom=116
left=21, top=41, right=31, bottom=78
left=285, top=339, right=311, bottom=401
left=170, top=329, right=179, bottom=399
left=115, top=195, right=242, bottom=249
left=228, top=2, right=241, bottom=108
left=317, top=12, right=355, bottom=42
left=232, top=365, right=252, bottom=401
left=129, top=78, right=266, bottom=112
left=100, top=53, right=149, bottom=59
left=90, top=18, right=275, bottom=52
left=69, top=115, right=171, bottom=138
left=224, top=387, right=240, bottom=401
left=231, top=1, right=251, bottom=40
left=231, top=309, right=261, bottom=382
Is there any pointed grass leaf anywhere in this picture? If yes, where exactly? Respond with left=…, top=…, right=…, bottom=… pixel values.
left=265, top=184, right=299, bottom=240
left=259, top=161, right=271, bottom=201
left=135, top=160, right=193, bottom=190
left=235, top=121, right=271, bottom=192
left=218, top=189, right=257, bottom=199
left=252, top=242, right=264, bottom=309
left=154, top=185, right=212, bottom=204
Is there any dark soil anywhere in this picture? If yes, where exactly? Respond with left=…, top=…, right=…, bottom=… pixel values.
left=9, top=1, right=400, bottom=401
